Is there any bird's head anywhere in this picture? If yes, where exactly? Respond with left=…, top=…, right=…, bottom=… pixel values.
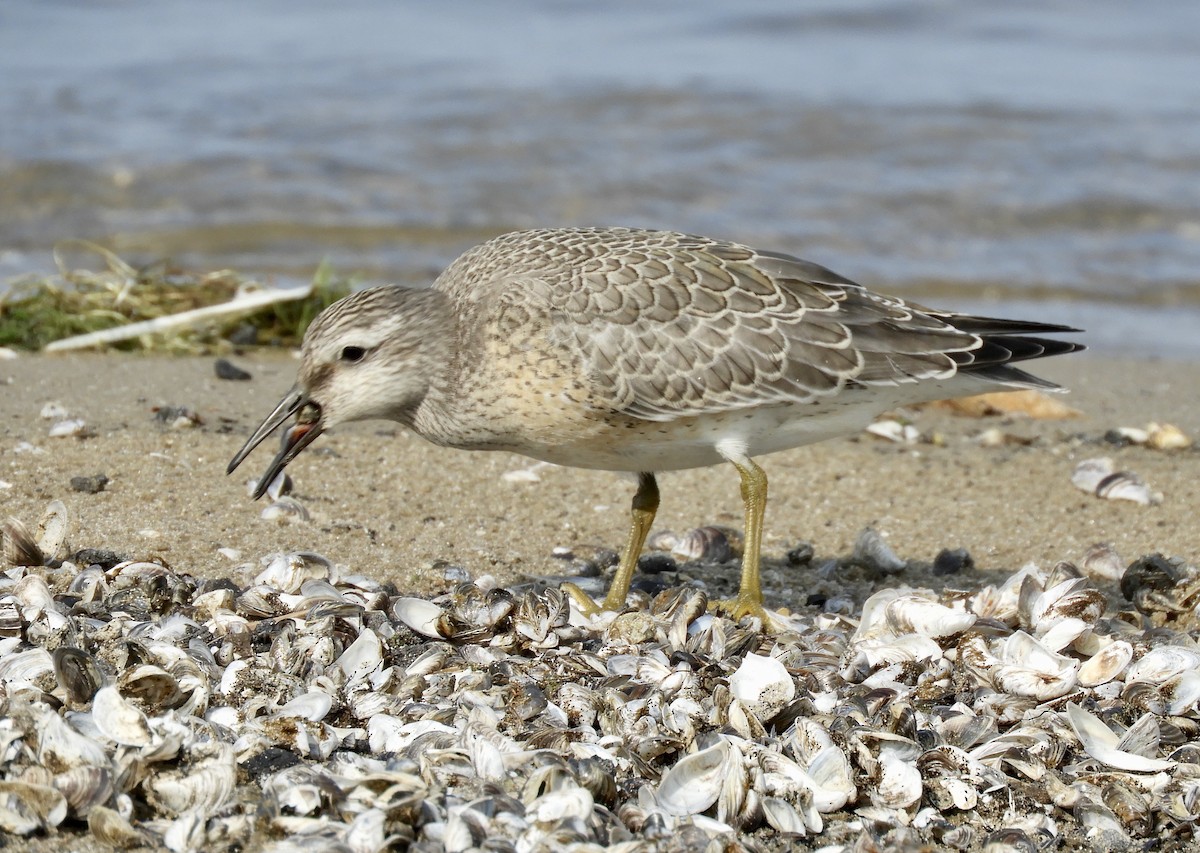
left=227, top=286, right=451, bottom=497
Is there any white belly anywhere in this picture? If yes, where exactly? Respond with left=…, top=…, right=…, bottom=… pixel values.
left=514, top=375, right=1003, bottom=472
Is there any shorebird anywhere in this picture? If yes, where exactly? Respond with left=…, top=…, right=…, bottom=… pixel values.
left=227, top=227, right=1082, bottom=622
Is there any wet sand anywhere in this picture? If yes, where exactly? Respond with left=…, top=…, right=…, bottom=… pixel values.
left=3, top=351, right=1197, bottom=598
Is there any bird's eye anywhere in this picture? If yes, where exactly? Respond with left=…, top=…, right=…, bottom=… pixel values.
left=340, top=345, right=367, bottom=363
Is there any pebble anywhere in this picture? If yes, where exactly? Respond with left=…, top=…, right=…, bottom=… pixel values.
left=637, top=552, right=677, bottom=574
left=786, top=541, right=815, bottom=565
left=214, top=358, right=252, bottom=381
left=932, top=547, right=973, bottom=575
left=69, top=474, right=109, bottom=494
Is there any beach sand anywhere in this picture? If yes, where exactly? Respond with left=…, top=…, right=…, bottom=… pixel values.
left=3, top=349, right=1200, bottom=851
left=3, top=350, right=1196, bottom=597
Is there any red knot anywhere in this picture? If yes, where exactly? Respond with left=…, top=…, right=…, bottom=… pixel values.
left=227, top=227, right=1082, bottom=623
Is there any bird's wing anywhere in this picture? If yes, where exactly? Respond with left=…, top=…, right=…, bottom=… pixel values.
left=449, top=228, right=1076, bottom=422
left=544, top=233, right=983, bottom=420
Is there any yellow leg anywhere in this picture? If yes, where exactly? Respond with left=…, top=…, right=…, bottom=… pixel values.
left=714, top=457, right=772, bottom=623
left=564, top=472, right=659, bottom=616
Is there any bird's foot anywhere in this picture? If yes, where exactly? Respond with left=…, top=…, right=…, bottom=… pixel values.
left=710, top=592, right=778, bottom=629
left=562, top=582, right=628, bottom=618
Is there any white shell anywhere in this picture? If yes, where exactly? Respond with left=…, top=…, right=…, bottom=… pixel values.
left=806, top=746, right=856, bottom=813
left=762, top=796, right=809, bottom=834
left=1071, top=457, right=1162, bottom=505
left=1078, top=640, right=1134, bottom=687
left=866, top=419, right=920, bottom=444
left=1080, top=543, right=1125, bottom=582
left=36, top=500, right=69, bottom=559
left=255, top=552, right=329, bottom=593
left=989, top=631, right=1079, bottom=700
left=260, top=497, right=310, bottom=523
left=48, top=418, right=88, bottom=438
left=0, top=781, right=67, bottom=834
left=92, top=686, right=153, bottom=747
left=875, top=740, right=923, bottom=809
left=529, top=787, right=595, bottom=822
left=656, top=739, right=734, bottom=816
left=145, top=748, right=236, bottom=815
left=333, top=629, right=383, bottom=686
left=0, top=647, right=54, bottom=687
left=392, top=597, right=447, bottom=639
left=728, top=653, right=795, bottom=721
left=1126, top=646, right=1200, bottom=684
left=1066, top=704, right=1174, bottom=772
left=884, top=594, right=976, bottom=639
left=36, top=709, right=110, bottom=771
left=1163, top=671, right=1200, bottom=715
left=276, top=691, right=333, bottom=722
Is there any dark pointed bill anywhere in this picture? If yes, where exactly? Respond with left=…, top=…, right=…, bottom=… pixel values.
left=226, top=386, right=324, bottom=499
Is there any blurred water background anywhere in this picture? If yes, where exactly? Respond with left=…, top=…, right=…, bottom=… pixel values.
left=2, top=0, right=1198, bottom=356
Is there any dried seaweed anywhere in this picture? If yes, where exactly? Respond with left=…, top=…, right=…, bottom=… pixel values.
left=0, top=240, right=353, bottom=351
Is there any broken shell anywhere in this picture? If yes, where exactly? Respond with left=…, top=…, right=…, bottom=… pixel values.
left=728, top=653, right=795, bottom=722
left=1146, top=422, right=1192, bottom=450
left=851, top=527, right=906, bottom=574
left=866, top=418, right=920, bottom=444
left=648, top=526, right=740, bottom=562
left=1066, top=704, right=1174, bottom=772
left=1080, top=542, right=1125, bottom=583
left=0, top=781, right=68, bottom=834
left=1113, top=422, right=1192, bottom=451
left=91, top=686, right=154, bottom=747
left=883, top=594, right=976, bottom=639
left=48, top=419, right=89, bottom=438
left=261, top=496, right=310, bottom=523
left=88, top=805, right=149, bottom=848
left=1071, top=457, right=1162, bottom=505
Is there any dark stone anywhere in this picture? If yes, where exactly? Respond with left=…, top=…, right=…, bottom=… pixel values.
left=72, top=548, right=128, bottom=569
left=214, top=358, right=252, bottom=381
left=630, top=575, right=673, bottom=596
left=197, top=577, right=241, bottom=595
left=637, top=553, right=677, bottom=574
left=1102, top=429, right=1133, bottom=447
left=153, top=405, right=203, bottom=425
left=69, top=473, right=109, bottom=494
left=932, top=548, right=973, bottom=575
left=786, top=541, right=815, bottom=565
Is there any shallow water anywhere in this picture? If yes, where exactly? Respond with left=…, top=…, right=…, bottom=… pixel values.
left=2, top=0, right=1199, bottom=355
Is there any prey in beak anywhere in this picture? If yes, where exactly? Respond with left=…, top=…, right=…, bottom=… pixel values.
left=227, top=387, right=324, bottom=499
